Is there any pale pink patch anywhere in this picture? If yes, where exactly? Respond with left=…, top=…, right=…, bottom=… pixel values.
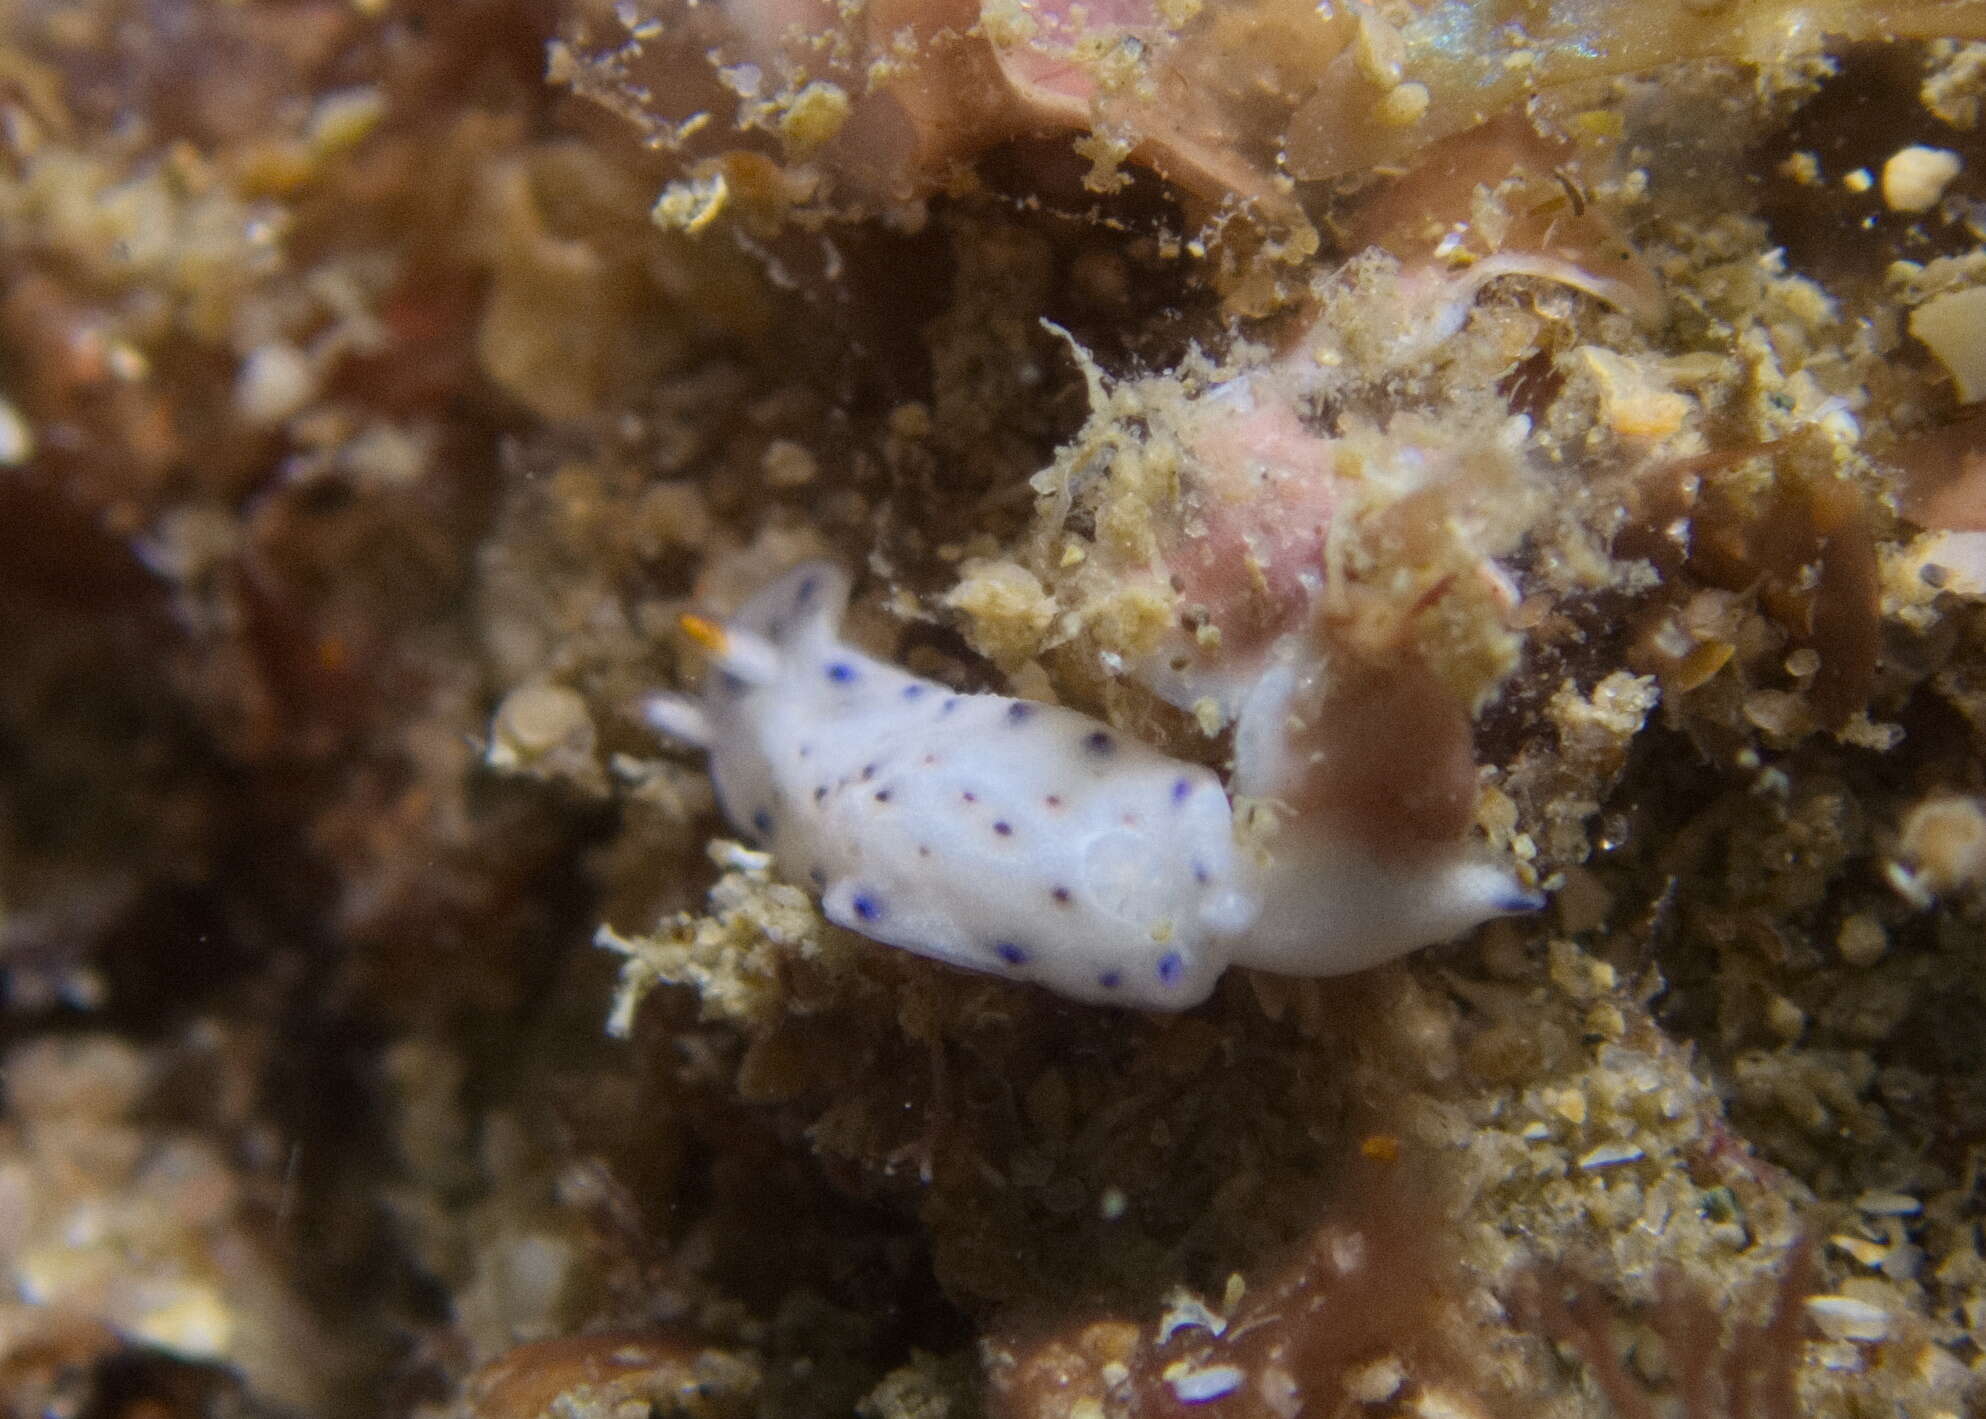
left=1891, top=415, right=1986, bottom=532
left=1164, top=381, right=1335, bottom=657
left=995, top=0, right=1163, bottom=108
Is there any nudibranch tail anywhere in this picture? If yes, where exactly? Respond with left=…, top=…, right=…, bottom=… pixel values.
left=1423, top=858, right=1547, bottom=931
left=1234, top=844, right=1543, bottom=979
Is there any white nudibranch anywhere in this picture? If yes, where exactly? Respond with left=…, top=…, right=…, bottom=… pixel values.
left=646, top=561, right=1541, bottom=1009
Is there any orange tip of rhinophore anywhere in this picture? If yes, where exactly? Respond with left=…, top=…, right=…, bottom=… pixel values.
left=678, top=613, right=729, bottom=655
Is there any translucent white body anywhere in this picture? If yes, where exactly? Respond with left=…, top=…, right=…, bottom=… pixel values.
left=647, top=561, right=1540, bottom=1009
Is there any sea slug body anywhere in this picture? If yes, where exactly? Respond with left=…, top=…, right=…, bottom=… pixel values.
left=647, top=561, right=1540, bottom=1009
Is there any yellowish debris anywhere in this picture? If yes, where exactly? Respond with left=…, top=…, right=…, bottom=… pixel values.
left=1909, top=286, right=1986, bottom=401
left=1575, top=345, right=1693, bottom=439
left=1881, top=145, right=1962, bottom=212
left=1892, top=794, right=1986, bottom=900
left=0, top=397, right=32, bottom=466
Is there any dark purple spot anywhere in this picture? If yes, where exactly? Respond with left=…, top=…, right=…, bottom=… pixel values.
left=902, top=683, right=927, bottom=700
left=852, top=893, right=882, bottom=922
left=941, top=697, right=960, bottom=715
left=1006, top=702, right=1036, bottom=724
left=825, top=661, right=857, bottom=684
left=993, top=821, right=1013, bottom=837
left=874, top=789, right=893, bottom=803
left=1157, top=952, right=1184, bottom=985
left=814, top=785, right=828, bottom=803
left=1050, top=886, right=1072, bottom=906
left=796, top=573, right=820, bottom=606
left=995, top=942, right=1029, bottom=966
left=1044, top=794, right=1063, bottom=808
left=861, top=762, right=877, bottom=781
left=918, top=845, right=932, bottom=857
left=1172, top=777, right=1192, bottom=803
left=961, top=791, right=977, bottom=804
left=1098, top=970, right=1122, bottom=990
left=1193, top=862, right=1211, bottom=885
left=752, top=809, right=774, bottom=836
left=1084, top=730, right=1115, bottom=754
left=922, top=753, right=938, bottom=767
left=808, top=866, right=826, bottom=887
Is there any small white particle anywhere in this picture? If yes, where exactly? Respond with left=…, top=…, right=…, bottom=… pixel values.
left=761, top=438, right=818, bottom=487
left=1221, top=1273, right=1246, bottom=1312
left=306, top=86, right=387, bottom=156
left=1346, top=1355, right=1406, bottom=1403
left=712, top=842, right=774, bottom=873
left=716, top=63, right=762, bottom=98
left=1164, top=1363, right=1244, bottom=1404
left=1806, top=1294, right=1891, bottom=1342
left=1256, top=1365, right=1301, bottom=1419
left=105, top=342, right=148, bottom=381
left=1577, top=1142, right=1646, bottom=1170
left=1854, top=1190, right=1921, bottom=1217
left=1828, top=1234, right=1891, bottom=1268
left=1411, top=1386, right=1491, bottom=1419
left=1881, top=146, right=1961, bottom=213
left=1327, top=1229, right=1367, bottom=1275
left=235, top=343, right=317, bottom=426
left=0, top=397, right=32, bottom=466
left=1156, top=1290, right=1226, bottom=1343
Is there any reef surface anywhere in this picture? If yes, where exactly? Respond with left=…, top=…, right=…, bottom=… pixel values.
left=2, top=2, right=1986, bottom=1417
